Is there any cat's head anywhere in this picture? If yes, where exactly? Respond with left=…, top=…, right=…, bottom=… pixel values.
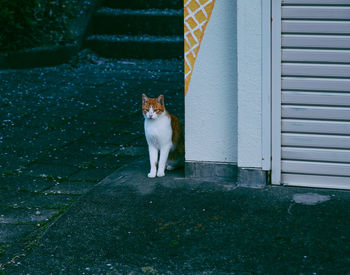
left=142, top=94, right=165, bottom=120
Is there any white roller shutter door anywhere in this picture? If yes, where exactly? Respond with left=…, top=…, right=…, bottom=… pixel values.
left=272, top=0, right=350, bottom=189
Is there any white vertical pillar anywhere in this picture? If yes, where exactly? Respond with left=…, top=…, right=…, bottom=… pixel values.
left=271, top=0, right=282, bottom=184
left=262, top=0, right=272, bottom=171
left=237, top=0, right=263, bottom=168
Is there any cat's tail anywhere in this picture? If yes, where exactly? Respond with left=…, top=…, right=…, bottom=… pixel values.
left=166, top=158, right=184, bottom=171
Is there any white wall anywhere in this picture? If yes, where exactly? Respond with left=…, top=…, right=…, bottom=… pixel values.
left=237, top=0, right=263, bottom=168
left=185, top=0, right=237, bottom=163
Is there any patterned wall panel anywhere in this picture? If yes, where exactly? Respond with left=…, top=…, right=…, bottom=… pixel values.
left=184, top=0, right=216, bottom=95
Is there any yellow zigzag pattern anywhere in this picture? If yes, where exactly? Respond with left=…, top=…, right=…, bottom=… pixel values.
left=184, top=0, right=216, bottom=95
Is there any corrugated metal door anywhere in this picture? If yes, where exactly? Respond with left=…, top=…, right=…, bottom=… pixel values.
left=272, top=0, right=350, bottom=189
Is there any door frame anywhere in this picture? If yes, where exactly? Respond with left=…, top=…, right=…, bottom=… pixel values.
left=262, top=0, right=272, bottom=172
left=271, top=0, right=282, bottom=185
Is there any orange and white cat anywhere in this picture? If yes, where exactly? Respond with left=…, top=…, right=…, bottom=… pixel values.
left=142, top=94, right=184, bottom=178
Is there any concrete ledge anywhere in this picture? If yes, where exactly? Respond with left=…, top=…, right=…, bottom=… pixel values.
left=185, top=161, right=266, bottom=188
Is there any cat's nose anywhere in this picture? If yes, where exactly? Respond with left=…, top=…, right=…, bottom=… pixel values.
left=149, top=113, right=153, bottom=118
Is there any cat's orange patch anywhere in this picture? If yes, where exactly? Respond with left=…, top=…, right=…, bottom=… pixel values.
left=169, top=115, right=185, bottom=161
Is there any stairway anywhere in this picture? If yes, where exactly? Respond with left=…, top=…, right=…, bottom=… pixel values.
left=84, top=0, right=183, bottom=59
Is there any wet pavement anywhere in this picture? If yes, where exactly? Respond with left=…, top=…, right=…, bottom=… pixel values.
left=0, top=53, right=184, bottom=270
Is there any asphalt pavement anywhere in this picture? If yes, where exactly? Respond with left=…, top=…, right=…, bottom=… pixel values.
left=4, top=159, right=350, bottom=274
left=0, top=53, right=184, bottom=272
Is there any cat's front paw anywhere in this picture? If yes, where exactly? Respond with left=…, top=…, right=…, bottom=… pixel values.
left=148, top=171, right=156, bottom=178
left=157, top=171, right=165, bottom=177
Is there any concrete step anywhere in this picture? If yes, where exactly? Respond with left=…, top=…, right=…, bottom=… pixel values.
left=102, top=0, right=182, bottom=10
left=90, top=8, right=183, bottom=36
left=84, top=34, right=184, bottom=59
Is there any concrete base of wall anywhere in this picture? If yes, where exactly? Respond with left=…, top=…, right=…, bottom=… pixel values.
left=185, top=161, right=267, bottom=188
left=237, top=167, right=268, bottom=188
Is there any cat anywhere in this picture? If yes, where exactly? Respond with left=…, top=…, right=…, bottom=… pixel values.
left=142, top=94, right=184, bottom=178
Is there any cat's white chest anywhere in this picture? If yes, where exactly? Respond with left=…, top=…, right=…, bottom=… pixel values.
left=144, top=115, right=172, bottom=148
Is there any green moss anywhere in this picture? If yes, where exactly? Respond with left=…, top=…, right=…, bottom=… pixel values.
left=22, top=203, right=73, bottom=252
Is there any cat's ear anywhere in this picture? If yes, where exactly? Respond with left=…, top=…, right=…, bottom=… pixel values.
left=157, top=95, right=164, bottom=105
left=142, top=94, right=148, bottom=104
